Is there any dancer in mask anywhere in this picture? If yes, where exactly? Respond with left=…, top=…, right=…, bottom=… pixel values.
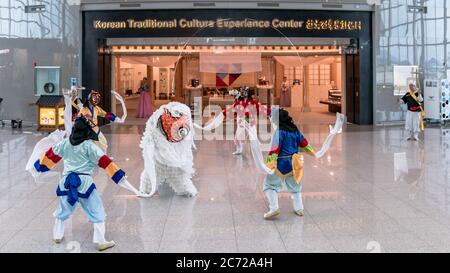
left=401, top=83, right=424, bottom=141
left=79, top=90, right=124, bottom=150
left=262, top=108, right=316, bottom=219
left=224, top=87, right=270, bottom=155
left=30, top=116, right=147, bottom=251
left=139, top=102, right=198, bottom=197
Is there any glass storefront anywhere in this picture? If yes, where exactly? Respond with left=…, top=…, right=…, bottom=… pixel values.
left=375, top=0, right=449, bottom=124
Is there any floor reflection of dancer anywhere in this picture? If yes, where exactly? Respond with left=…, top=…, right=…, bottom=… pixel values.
left=400, top=83, right=424, bottom=141
left=136, top=77, right=153, bottom=118
left=263, top=108, right=316, bottom=219
left=224, top=87, right=271, bottom=155
left=30, top=117, right=147, bottom=251
left=79, top=90, right=124, bottom=150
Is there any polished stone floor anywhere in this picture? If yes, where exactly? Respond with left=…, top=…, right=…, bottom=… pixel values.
left=1, top=118, right=450, bottom=253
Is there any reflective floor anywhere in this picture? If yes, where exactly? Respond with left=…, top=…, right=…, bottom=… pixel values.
left=1, top=118, right=450, bottom=253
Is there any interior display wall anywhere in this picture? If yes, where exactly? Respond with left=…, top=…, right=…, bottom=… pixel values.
left=120, top=62, right=147, bottom=94
left=201, top=72, right=256, bottom=88
left=275, top=61, right=284, bottom=98
left=260, top=57, right=275, bottom=84
left=183, top=57, right=200, bottom=86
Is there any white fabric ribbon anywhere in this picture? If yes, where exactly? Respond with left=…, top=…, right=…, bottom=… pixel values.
left=315, top=112, right=345, bottom=159
left=193, top=112, right=225, bottom=131
left=25, top=129, right=66, bottom=178
left=111, top=90, right=127, bottom=122
left=244, top=112, right=345, bottom=175
left=63, top=94, right=73, bottom=137
left=243, top=122, right=275, bottom=175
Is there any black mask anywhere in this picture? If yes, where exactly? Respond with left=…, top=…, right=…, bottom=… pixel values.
left=69, top=116, right=99, bottom=145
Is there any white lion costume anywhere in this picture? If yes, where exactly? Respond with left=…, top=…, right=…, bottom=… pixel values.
left=139, top=102, right=198, bottom=197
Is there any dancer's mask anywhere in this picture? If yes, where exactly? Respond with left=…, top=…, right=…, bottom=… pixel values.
left=88, top=90, right=101, bottom=106
left=158, top=108, right=191, bottom=143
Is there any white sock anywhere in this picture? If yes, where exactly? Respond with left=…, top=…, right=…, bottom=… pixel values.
left=292, top=192, right=304, bottom=211
left=265, top=189, right=279, bottom=212
left=93, top=222, right=107, bottom=244
left=53, top=219, right=65, bottom=240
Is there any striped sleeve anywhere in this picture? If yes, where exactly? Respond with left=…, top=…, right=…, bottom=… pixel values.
left=298, top=132, right=316, bottom=156
left=34, top=141, right=64, bottom=173
left=298, top=133, right=309, bottom=148
left=268, top=129, right=281, bottom=156
left=96, top=106, right=116, bottom=122
left=105, top=112, right=116, bottom=122
left=96, top=106, right=107, bottom=118
left=88, top=142, right=125, bottom=184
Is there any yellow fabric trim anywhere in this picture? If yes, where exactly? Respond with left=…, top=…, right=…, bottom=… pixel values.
left=79, top=106, right=102, bottom=132
left=271, top=153, right=303, bottom=184
left=292, top=153, right=303, bottom=184
left=96, top=106, right=107, bottom=118
left=71, top=100, right=80, bottom=111
left=39, top=154, right=56, bottom=170
left=79, top=107, right=90, bottom=117
left=265, top=160, right=277, bottom=170
left=408, top=91, right=425, bottom=131
left=104, top=161, right=120, bottom=178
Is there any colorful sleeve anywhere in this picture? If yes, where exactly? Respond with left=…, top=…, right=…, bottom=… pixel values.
left=34, top=141, right=64, bottom=173
left=97, top=106, right=116, bottom=122
left=105, top=112, right=116, bottom=122
left=265, top=130, right=281, bottom=168
left=89, top=143, right=125, bottom=184
left=298, top=132, right=316, bottom=157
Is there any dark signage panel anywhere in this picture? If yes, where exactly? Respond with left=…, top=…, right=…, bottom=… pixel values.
left=84, top=9, right=371, bottom=38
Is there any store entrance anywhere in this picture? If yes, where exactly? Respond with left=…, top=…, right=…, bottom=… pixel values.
left=108, top=38, right=357, bottom=125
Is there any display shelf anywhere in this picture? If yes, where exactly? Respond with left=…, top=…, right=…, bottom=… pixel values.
left=320, top=89, right=342, bottom=113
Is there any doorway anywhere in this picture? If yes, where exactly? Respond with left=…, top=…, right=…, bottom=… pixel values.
left=107, top=38, right=361, bottom=126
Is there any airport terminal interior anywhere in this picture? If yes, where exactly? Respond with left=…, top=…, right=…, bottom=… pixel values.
left=2, top=0, right=450, bottom=254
